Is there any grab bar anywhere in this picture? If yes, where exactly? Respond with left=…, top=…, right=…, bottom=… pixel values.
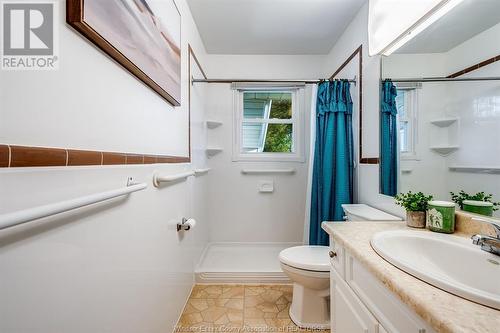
left=153, top=171, right=195, bottom=187
left=194, top=168, right=210, bottom=175
left=0, top=180, right=147, bottom=231
left=241, top=168, right=296, bottom=175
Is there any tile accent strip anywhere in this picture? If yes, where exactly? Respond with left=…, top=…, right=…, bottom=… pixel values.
left=67, top=149, right=102, bottom=166
left=360, top=157, right=380, bottom=164
left=10, top=145, right=67, bottom=167
left=2, top=45, right=206, bottom=169
left=330, top=45, right=378, bottom=165
left=188, top=44, right=208, bottom=163
left=0, top=145, right=10, bottom=167
left=447, top=54, right=500, bottom=78
left=0, top=144, right=190, bottom=168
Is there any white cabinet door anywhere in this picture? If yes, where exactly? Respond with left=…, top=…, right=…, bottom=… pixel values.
left=344, top=252, right=436, bottom=333
left=331, top=268, right=379, bottom=333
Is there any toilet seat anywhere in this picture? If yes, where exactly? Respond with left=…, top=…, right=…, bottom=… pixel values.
left=279, top=245, right=330, bottom=272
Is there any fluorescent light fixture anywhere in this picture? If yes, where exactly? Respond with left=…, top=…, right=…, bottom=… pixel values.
left=381, top=0, right=464, bottom=56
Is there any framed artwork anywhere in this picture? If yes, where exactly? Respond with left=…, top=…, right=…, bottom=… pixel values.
left=68, top=0, right=181, bottom=106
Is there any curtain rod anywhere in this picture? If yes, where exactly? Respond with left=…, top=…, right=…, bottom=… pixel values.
left=191, top=76, right=357, bottom=86
left=387, top=76, right=500, bottom=83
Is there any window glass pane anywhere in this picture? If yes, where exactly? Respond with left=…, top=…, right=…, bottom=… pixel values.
left=243, top=92, right=292, bottom=119
left=241, top=122, right=266, bottom=152
left=263, top=124, right=293, bottom=153
left=400, top=121, right=408, bottom=153
left=241, top=123, right=293, bottom=153
left=396, top=89, right=406, bottom=118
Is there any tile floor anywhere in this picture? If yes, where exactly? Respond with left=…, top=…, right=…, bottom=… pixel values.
left=176, top=284, right=330, bottom=332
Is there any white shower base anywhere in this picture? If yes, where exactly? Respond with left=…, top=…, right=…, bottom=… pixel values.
left=195, top=242, right=300, bottom=283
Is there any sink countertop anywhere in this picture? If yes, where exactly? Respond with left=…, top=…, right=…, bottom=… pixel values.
left=322, top=221, right=500, bottom=333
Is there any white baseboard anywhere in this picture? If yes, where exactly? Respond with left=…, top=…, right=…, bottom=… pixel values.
left=196, top=271, right=290, bottom=284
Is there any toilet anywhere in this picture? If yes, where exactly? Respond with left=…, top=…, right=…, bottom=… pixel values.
left=279, top=204, right=401, bottom=329
left=279, top=245, right=330, bottom=329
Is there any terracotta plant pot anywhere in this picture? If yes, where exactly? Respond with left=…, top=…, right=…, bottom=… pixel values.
left=406, top=211, right=426, bottom=228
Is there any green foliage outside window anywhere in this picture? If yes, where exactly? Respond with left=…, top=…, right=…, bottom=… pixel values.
left=263, top=99, right=293, bottom=152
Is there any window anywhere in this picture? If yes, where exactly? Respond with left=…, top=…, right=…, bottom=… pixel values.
left=396, top=88, right=417, bottom=158
left=233, top=87, right=304, bottom=161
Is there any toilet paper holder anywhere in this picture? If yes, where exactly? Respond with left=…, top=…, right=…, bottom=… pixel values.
left=177, top=217, right=196, bottom=231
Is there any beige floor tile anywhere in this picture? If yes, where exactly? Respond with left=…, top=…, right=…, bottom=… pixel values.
left=190, top=299, right=210, bottom=311
left=245, top=295, right=264, bottom=307
left=256, top=301, right=280, bottom=313
left=221, top=286, right=245, bottom=298
left=190, top=285, right=223, bottom=299
left=225, top=298, right=244, bottom=310
left=243, top=318, right=268, bottom=328
left=178, top=312, right=203, bottom=326
left=178, top=284, right=330, bottom=333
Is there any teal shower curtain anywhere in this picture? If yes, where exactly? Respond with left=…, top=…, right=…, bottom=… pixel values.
left=309, top=80, right=354, bottom=246
left=380, top=80, right=398, bottom=196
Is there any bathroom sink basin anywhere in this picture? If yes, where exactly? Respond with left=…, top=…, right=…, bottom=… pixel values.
left=371, top=230, right=500, bottom=309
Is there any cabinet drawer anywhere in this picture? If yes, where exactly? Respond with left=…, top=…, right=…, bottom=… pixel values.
left=329, top=235, right=345, bottom=278
left=331, top=268, right=380, bottom=333
left=345, top=251, right=435, bottom=333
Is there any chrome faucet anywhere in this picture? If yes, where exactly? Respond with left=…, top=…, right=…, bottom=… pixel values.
left=471, top=217, right=500, bottom=256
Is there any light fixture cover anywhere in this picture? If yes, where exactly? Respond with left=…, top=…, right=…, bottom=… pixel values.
left=368, top=0, right=451, bottom=56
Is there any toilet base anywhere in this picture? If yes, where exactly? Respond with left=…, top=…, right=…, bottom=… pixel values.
left=288, top=283, right=330, bottom=329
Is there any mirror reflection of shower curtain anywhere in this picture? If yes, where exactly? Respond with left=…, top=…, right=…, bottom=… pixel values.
left=380, top=80, right=398, bottom=196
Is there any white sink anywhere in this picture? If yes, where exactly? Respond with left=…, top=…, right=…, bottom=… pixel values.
left=371, top=230, right=500, bottom=309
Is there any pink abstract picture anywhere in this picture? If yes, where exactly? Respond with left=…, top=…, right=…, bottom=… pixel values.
left=70, top=0, right=181, bottom=105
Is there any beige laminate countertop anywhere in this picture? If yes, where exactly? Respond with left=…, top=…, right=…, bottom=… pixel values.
left=322, top=221, right=500, bottom=333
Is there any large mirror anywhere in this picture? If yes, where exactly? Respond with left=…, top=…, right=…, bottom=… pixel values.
left=380, top=0, right=500, bottom=217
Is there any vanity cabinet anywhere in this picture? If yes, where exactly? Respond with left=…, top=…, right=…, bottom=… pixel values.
left=330, top=237, right=436, bottom=333
left=331, top=268, right=381, bottom=333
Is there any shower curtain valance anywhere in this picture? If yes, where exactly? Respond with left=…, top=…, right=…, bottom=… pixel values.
left=316, top=80, right=353, bottom=115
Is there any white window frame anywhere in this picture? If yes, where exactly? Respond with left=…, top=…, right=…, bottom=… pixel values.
left=232, top=86, right=305, bottom=162
left=397, top=87, right=419, bottom=160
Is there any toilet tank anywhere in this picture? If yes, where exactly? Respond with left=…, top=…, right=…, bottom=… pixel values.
left=341, top=204, right=402, bottom=221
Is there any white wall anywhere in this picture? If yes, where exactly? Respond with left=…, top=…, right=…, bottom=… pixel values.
left=445, top=62, right=500, bottom=217
left=0, top=0, right=209, bottom=332
left=204, top=55, right=325, bottom=243
left=445, top=22, right=500, bottom=75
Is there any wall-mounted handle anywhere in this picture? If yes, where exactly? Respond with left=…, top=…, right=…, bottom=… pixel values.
left=153, top=171, right=195, bottom=187
left=241, top=168, right=296, bottom=175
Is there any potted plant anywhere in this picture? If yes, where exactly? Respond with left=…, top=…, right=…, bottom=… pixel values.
left=450, top=190, right=499, bottom=217
left=395, top=191, right=433, bottom=228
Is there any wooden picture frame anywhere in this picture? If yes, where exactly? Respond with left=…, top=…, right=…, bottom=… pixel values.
left=67, top=0, right=182, bottom=106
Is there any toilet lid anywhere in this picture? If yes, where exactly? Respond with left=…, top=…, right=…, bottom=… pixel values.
left=279, top=246, right=330, bottom=272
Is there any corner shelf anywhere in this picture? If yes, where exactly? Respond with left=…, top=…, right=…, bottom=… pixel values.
left=430, top=146, right=459, bottom=156
left=206, top=120, right=223, bottom=129
left=205, top=148, right=223, bottom=158
left=430, top=117, right=458, bottom=127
